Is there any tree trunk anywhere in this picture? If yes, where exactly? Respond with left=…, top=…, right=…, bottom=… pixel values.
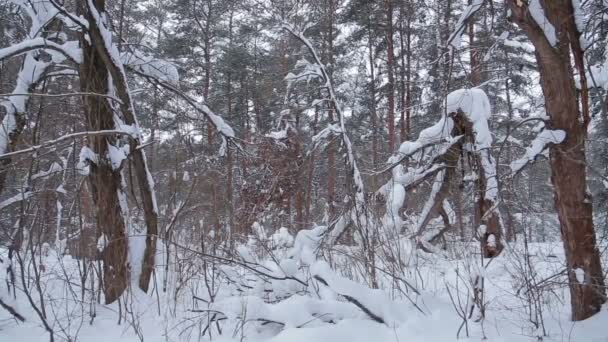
left=368, top=14, right=379, bottom=189
left=385, top=0, right=396, bottom=151
left=326, top=0, right=337, bottom=217
left=467, top=0, right=482, bottom=86
left=79, top=0, right=129, bottom=304
left=83, top=0, right=159, bottom=294
left=508, top=0, right=606, bottom=320
left=504, top=76, right=516, bottom=242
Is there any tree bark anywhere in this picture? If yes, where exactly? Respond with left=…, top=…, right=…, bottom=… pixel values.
left=508, top=0, right=606, bottom=320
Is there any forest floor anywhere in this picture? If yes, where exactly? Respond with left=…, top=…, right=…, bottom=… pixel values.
left=1, top=241, right=607, bottom=342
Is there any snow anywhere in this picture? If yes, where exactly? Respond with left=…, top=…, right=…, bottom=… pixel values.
left=182, top=171, right=190, bottom=181
left=128, top=233, right=147, bottom=286
left=574, top=267, right=585, bottom=284
left=272, top=227, right=294, bottom=249
left=510, top=129, right=566, bottom=173
left=31, top=162, right=63, bottom=180
left=107, top=143, right=129, bottom=170
left=266, top=129, right=288, bottom=140
left=279, top=259, right=298, bottom=277
left=3, top=239, right=608, bottom=342
left=528, top=0, right=557, bottom=47
left=418, top=116, right=454, bottom=145
left=571, top=0, right=590, bottom=48
left=487, top=234, right=496, bottom=247
left=77, top=146, right=98, bottom=175
left=446, top=88, right=492, bottom=147
left=97, top=234, right=108, bottom=252
left=197, top=102, right=236, bottom=138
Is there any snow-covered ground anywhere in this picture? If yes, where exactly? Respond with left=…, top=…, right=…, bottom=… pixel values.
left=1, top=237, right=607, bottom=342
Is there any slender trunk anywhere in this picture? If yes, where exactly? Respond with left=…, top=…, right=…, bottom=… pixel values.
left=326, top=0, right=337, bottom=217
left=398, top=1, right=410, bottom=142
left=386, top=0, right=395, bottom=151
left=305, top=107, right=319, bottom=225
left=504, top=75, right=516, bottom=242
left=467, top=0, right=481, bottom=86
left=204, top=7, right=213, bottom=145
left=226, top=9, right=234, bottom=236
left=404, top=3, right=412, bottom=140
left=368, top=16, right=379, bottom=189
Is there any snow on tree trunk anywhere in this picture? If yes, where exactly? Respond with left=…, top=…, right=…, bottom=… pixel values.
left=508, top=0, right=606, bottom=320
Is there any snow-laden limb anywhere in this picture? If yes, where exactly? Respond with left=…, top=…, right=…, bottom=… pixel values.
left=0, top=191, right=32, bottom=210
left=0, top=38, right=82, bottom=63
left=528, top=0, right=557, bottom=47
left=0, top=129, right=135, bottom=160
left=128, top=68, right=236, bottom=139
left=311, top=261, right=404, bottom=326
left=121, top=49, right=179, bottom=85
left=448, top=0, right=485, bottom=49
left=510, top=129, right=566, bottom=174
left=196, top=103, right=235, bottom=138
left=266, top=129, right=288, bottom=140
left=31, top=162, right=62, bottom=181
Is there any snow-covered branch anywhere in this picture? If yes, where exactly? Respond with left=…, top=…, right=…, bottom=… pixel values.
left=510, top=129, right=566, bottom=174
left=0, top=130, right=136, bottom=160
left=0, top=38, right=82, bottom=63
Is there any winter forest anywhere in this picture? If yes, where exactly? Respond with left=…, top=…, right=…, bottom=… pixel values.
left=1, top=0, right=608, bottom=341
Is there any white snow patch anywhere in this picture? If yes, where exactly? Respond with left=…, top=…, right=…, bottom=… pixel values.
left=574, top=267, right=585, bottom=284
left=528, top=0, right=557, bottom=47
